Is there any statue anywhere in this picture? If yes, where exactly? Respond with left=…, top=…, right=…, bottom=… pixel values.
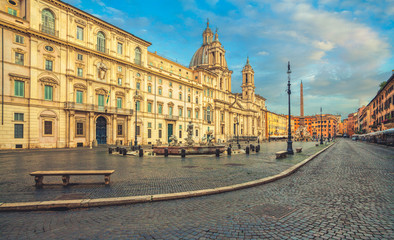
left=205, top=130, right=215, bottom=146
left=185, top=121, right=194, bottom=146
left=169, top=135, right=178, bottom=146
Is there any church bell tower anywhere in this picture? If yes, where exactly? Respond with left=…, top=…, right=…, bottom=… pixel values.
left=242, top=57, right=255, bottom=102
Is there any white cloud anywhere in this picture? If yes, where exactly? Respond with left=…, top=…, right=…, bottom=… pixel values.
left=258, top=51, right=269, bottom=56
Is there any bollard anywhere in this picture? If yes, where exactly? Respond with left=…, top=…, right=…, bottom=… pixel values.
left=215, top=148, right=220, bottom=157
left=246, top=146, right=250, bottom=154
left=123, top=148, right=127, bottom=155
left=227, top=147, right=232, bottom=156
left=108, top=148, right=112, bottom=154
left=256, top=145, right=260, bottom=153
left=164, top=148, right=169, bottom=157
left=139, top=148, right=143, bottom=157
left=181, top=149, right=186, bottom=158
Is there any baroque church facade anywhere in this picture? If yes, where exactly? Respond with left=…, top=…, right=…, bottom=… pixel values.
left=0, top=0, right=267, bottom=149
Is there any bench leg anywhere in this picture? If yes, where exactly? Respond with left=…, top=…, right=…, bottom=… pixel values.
left=104, top=175, right=110, bottom=185
left=62, top=175, right=70, bottom=186
left=35, top=176, right=43, bottom=187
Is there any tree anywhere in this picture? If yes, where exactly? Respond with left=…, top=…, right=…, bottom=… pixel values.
left=379, top=81, right=387, bottom=91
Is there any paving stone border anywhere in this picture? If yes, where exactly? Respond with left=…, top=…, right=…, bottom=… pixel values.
left=0, top=143, right=335, bottom=212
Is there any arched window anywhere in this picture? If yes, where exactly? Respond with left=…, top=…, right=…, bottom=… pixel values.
left=97, top=32, right=106, bottom=52
left=42, top=9, right=55, bottom=35
left=135, top=47, right=141, bottom=65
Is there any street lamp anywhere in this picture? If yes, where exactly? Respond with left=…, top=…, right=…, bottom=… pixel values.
left=320, top=107, right=323, bottom=145
left=134, top=90, right=138, bottom=149
left=286, top=61, right=294, bottom=154
left=236, top=113, right=240, bottom=146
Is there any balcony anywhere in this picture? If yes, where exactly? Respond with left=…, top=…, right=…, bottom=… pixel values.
left=134, top=59, right=144, bottom=66
left=64, top=102, right=133, bottom=115
left=164, top=114, right=179, bottom=121
left=96, top=45, right=109, bottom=54
left=40, top=24, right=59, bottom=37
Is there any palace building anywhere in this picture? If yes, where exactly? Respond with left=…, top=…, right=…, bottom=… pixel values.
left=0, top=0, right=267, bottom=149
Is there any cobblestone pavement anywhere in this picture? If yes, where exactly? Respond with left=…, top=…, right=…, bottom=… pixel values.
left=1, top=139, right=393, bottom=239
left=0, top=141, right=322, bottom=203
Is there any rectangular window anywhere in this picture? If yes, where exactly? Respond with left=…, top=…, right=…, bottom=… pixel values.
left=44, top=85, right=53, bottom=100
left=136, top=126, right=140, bottom=136
left=188, top=110, right=191, bottom=118
left=77, top=26, right=84, bottom=40
left=196, top=111, right=199, bottom=119
left=196, top=129, right=198, bottom=137
left=117, top=124, right=123, bottom=136
left=158, top=105, right=163, bottom=114
left=76, top=90, right=83, bottom=103
left=15, top=52, right=24, bottom=65
left=118, top=78, right=122, bottom=86
left=15, top=35, right=24, bottom=44
left=148, top=102, right=152, bottom=113
left=8, top=7, right=17, bottom=16
left=179, top=108, right=182, bottom=117
left=136, top=82, right=140, bottom=90
left=148, top=129, right=152, bottom=138
left=159, top=129, right=162, bottom=138
left=45, top=60, right=53, bottom=71
left=148, top=85, right=152, bottom=93
left=44, top=121, right=52, bottom=135
left=77, top=68, right=83, bottom=77
left=14, top=113, right=24, bottom=121
left=118, top=66, right=122, bottom=72
left=76, top=122, right=83, bottom=136
left=158, top=79, right=162, bottom=84
left=14, top=124, right=23, bottom=138
left=117, top=43, right=123, bottom=54
left=179, top=130, right=182, bottom=139
left=98, top=94, right=104, bottom=106
left=158, top=88, right=162, bottom=95
left=14, top=80, right=24, bottom=97
left=77, top=54, right=83, bottom=61
left=117, top=97, right=122, bottom=109
left=169, top=106, right=173, bottom=116
left=136, top=101, right=140, bottom=111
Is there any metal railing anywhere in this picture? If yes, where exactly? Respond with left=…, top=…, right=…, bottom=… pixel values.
left=40, top=24, right=59, bottom=37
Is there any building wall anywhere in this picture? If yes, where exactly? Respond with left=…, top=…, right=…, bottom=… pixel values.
left=0, top=0, right=268, bottom=149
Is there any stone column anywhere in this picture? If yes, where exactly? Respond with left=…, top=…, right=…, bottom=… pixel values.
left=69, top=111, right=75, bottom=147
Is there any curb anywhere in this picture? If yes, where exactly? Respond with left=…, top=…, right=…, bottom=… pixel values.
left=0, top=143, right=335, bottom=212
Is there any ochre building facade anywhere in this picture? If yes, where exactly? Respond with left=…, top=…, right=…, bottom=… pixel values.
left=0, top=0, right=267, bottom=149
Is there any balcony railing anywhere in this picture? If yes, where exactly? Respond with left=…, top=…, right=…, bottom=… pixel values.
left=96, top=45, right=109, bottom=54
left=64, top=102, right=133, bottom=115
left=164, top=114, right=179, bottom=120
left=40, top=24, right=59, bottom=37
left=134, top=59, right=144, bottom=66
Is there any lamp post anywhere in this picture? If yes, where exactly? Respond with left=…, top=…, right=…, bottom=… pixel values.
left=286, top=61, right=294, bottom=154
left=134, top=90, right=138, bottom=148
left=236, top=113, right=240, bottom=145
left=320, top=107, right=323, bottom=145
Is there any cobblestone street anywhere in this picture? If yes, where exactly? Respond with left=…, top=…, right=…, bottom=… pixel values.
left=0, top=139, right=393, bottom=239
left=0, top=141, right=320, bottom=203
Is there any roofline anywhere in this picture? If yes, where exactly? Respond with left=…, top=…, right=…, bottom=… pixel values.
left=366, top=72, right=394, bottom=107
left=53, top=0, right=151, bottom=47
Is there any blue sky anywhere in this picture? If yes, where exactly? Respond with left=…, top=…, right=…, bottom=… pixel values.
left=64, top=0, right=394, bottom=119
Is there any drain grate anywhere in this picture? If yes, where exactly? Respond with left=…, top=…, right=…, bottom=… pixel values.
left=55, top=193, right=88, bottom=200
left=247, top=203, right=295, bottom=219
left=224, top=163, right=245, bottom=167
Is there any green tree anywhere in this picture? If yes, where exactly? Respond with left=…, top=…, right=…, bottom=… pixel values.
left=379, top=81, right=387, bottom=91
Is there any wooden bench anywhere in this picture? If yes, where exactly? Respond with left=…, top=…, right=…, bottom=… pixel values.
left=30, top=170, right=115, bottom=187
left=275, top=151, right=287, bottom=159
left=296, top=147, right=302, bottom=153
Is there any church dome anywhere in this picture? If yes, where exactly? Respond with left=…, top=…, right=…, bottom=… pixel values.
left=189, top=44, right=209, bottom=68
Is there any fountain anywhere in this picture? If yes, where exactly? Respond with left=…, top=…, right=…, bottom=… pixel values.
left=153, top=121, right=226, bottom=155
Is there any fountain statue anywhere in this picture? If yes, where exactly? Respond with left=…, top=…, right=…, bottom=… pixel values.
left=152, top=122, right=225, bottom=156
